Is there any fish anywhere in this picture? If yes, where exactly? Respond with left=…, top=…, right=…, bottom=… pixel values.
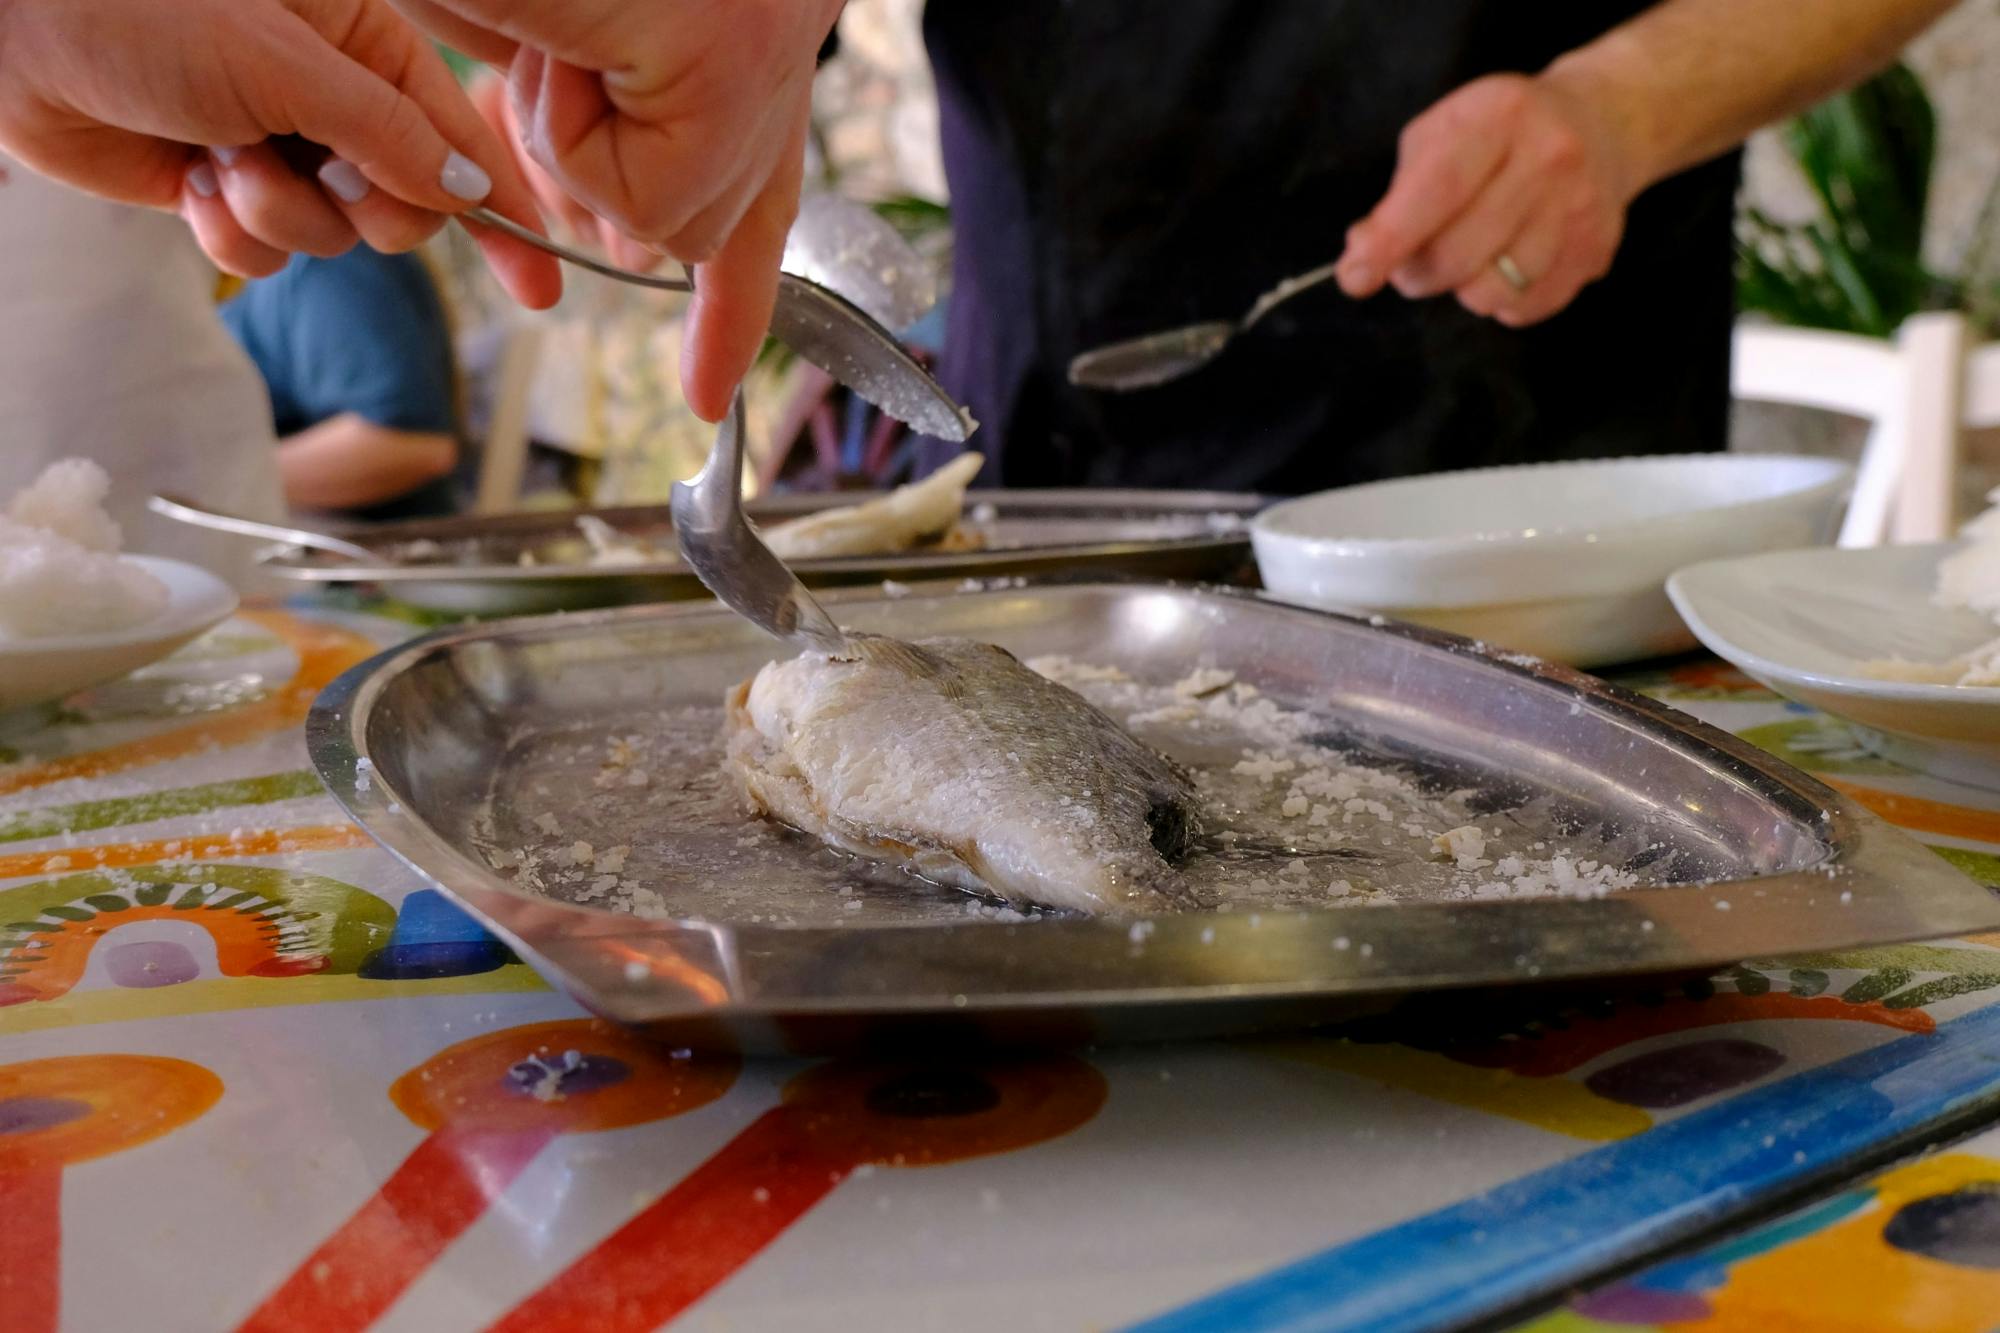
left=760, top=453, right=985, bottom=559
left=724, top=634, right=1202, bottom=914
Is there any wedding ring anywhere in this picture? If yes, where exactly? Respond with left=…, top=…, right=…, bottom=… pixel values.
left=1494, top=253, right=1530, bottom=293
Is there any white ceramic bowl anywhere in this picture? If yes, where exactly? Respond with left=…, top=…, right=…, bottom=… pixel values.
left=0, top=555, right=239, bottom=712
left=1668, top=543, right=2000, bottom=791
left=1251, top=453, right=1852, bottom=667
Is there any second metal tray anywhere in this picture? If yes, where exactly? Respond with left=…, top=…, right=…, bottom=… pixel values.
left=307, top=582, right=2000, bottom=1054
left=263, top=489, right=1263, bottom=615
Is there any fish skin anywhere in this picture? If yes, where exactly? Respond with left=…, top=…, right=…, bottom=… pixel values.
left=725, top=635, right=1201, bottom=914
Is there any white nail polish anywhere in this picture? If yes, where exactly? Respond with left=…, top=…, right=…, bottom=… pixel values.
left=439, top=151, right=491, bottom=202
left=186, top=161, right=219, bottom=199
left=318, top=158, right=370, bottom=205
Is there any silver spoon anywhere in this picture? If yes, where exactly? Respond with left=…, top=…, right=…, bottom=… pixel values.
left=147, top=494, right=380, bottom=564
left=464, top=207, right=974, bottom=443
left=1067, top=259, right=1344, bottom=391
left=670, top=388, right=847, bottom=651
left=782, top=191, right=937, bottom=332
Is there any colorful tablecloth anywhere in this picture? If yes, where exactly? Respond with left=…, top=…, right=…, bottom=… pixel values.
left=3, top=609, right=1998, bottom=1332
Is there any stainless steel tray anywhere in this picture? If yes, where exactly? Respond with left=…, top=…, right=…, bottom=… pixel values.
left=307, top=582, right=2000, bottom=1055
left=263, top=490, right=1262, bottom=616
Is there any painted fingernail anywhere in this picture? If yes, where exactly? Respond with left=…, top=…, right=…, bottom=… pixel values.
left=186, top=161, right=219, bottom=199
left=212, top=145, right=246, bottom=167
left=439, top=151, right=491, bottom=202
left=318, top=158, right=370, bottom=205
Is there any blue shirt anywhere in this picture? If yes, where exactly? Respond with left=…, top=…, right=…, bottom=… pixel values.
left=221, top=246, right=459, bottom=521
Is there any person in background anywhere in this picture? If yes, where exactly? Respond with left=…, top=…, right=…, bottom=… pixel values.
left=0, top=155, right=283, bottom=589
left=222, top=244, right=464, bottom=521
left=914, top=0, right=1967, bottom=492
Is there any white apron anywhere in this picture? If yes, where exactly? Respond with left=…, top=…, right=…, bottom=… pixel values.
left=0, top=156, right=283, bottom=589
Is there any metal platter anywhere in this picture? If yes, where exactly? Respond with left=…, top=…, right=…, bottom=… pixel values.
left=306, top=582, right=2000, bottom=1055
left=260, top=490, right=1263, bottom=615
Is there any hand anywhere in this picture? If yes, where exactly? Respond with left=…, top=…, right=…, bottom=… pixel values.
left=1334, top=73, right=1643, bottom=327
left=467, top=71, right=654, bottom=272
left=396, top=0, right=844, bottom=420
left=0, top=0, right=560, bottom=306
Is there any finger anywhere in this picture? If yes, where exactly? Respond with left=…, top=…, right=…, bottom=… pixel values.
left=1337, top=114, right=1509, bottom=298
left=665, top=144, right=783, bottom=265
left=679, top=123, right=806, bottom=422
left=1493, top=219, right=1619, bottom=327
left=179, top=161, right=288, bottom=278
left=1387, top=149, right=1547, bottom=299
left=1451, top=208, right=1567, bottom=322
left=2, top=128, right=198, bottom=212
left=474, top=71, right=596, bottom=242
left=292, top=4, right=562, bottom=307
left=255, top=9, right=496, bottom=214
left=315, top=155, right=448, bottom=253
left=389, top=0, right=520, bottom=64
left=529, top=52, right=737, bottom=247
left=211, top=142, right=356, bottom=258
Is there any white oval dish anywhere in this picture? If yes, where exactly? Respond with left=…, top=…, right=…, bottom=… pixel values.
left=0, top=555, right=239, bottom=712
left=1668, top=542, right=2000, bottom=790
left=1251, top=453, right=1852, bottom=667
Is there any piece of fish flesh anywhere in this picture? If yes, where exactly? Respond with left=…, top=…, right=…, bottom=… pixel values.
left=761, top=453, right=985, bottom=559
left=725, top=635, right=1202, bottom=914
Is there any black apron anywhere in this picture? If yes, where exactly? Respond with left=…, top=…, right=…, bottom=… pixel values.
left=919, top=1, right=1740, bottom=494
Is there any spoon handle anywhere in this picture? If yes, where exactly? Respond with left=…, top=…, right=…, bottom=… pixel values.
left=1241, top=259, right=1346, bottom=331
left=147, top=494, right=380, bottom=564
left=461, top=207, right=693, bottom=294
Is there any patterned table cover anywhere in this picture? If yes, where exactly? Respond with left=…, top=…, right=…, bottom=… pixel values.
left=2, top=605, right=1998, bottom=1333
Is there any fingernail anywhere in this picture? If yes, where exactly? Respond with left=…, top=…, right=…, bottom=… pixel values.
left=1339, top=260, right=1376, bottom=292
left=186, top=161, right=218, bottom=199
left=212, top=145, right=246, bottom=167
left=318, top=158, right=370, bottom=205
left=439, top=151, right=491, bottom=202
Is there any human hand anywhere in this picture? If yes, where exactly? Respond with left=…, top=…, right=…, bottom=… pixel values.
left=0, top=0, right=560, bottom=306
left=396, top=0, right=844, bottom=420
left=1334, top=73, right=1645, bottom=327
left=466, top=71, right=656, bottom=272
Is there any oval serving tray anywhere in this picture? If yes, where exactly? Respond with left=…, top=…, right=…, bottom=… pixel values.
left=307, top=582, right=2000, bottom=1055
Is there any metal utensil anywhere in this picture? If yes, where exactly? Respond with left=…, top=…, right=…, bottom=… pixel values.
left=782, top=191, right=937, bottom=331
left=463, top=207, right=973, bottom=443
left=669, top=389, right=847, bottom=650
left=147, top=494, right=379, bottom=564
left=1068, top=260, right=1343, bottom=391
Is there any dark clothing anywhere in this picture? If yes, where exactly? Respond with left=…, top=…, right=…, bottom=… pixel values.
left=221, top=246, right=460, bottom=521
left=921, top=2, right=1740, bottom=494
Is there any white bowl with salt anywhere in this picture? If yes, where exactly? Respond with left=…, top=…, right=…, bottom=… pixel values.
left=1251, top=453, right=1851, bottom=667
left=0, top=554, right=237, bottom=710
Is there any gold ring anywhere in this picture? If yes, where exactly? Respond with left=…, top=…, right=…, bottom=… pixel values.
left=1494, top=253, right=1530, bottom=292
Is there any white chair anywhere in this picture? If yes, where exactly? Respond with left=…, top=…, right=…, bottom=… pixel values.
left=1732, top=311, right=2000, bottom=546
left=470, top=323, right=545, bottom=516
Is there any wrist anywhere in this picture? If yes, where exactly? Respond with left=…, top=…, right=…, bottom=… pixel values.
left=1538, top=41, right=1667, bottom=203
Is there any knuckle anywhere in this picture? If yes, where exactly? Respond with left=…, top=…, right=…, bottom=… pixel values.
left=1538, top=127, right=1585, bottom=174
left=361, top=212, right=442, bottom=254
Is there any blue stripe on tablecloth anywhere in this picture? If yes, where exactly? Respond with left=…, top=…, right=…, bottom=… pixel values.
left=1125, top=1002, right=2000, bottom=1333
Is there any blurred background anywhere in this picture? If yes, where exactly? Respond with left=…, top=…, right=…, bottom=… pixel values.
left=408, top=0, right=2000, bottom=523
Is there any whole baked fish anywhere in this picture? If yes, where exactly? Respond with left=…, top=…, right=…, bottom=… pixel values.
left=760, top=453, right=985, bottom=559
left=725, top=635, right=1201, bottom=913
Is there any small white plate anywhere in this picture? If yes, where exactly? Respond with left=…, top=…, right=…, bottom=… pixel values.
left=1251, top=454, right=1851, bottom=668
left=1667, top=543, right=2000, bottom=790
left=0, top=556, right=239, bottom=712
